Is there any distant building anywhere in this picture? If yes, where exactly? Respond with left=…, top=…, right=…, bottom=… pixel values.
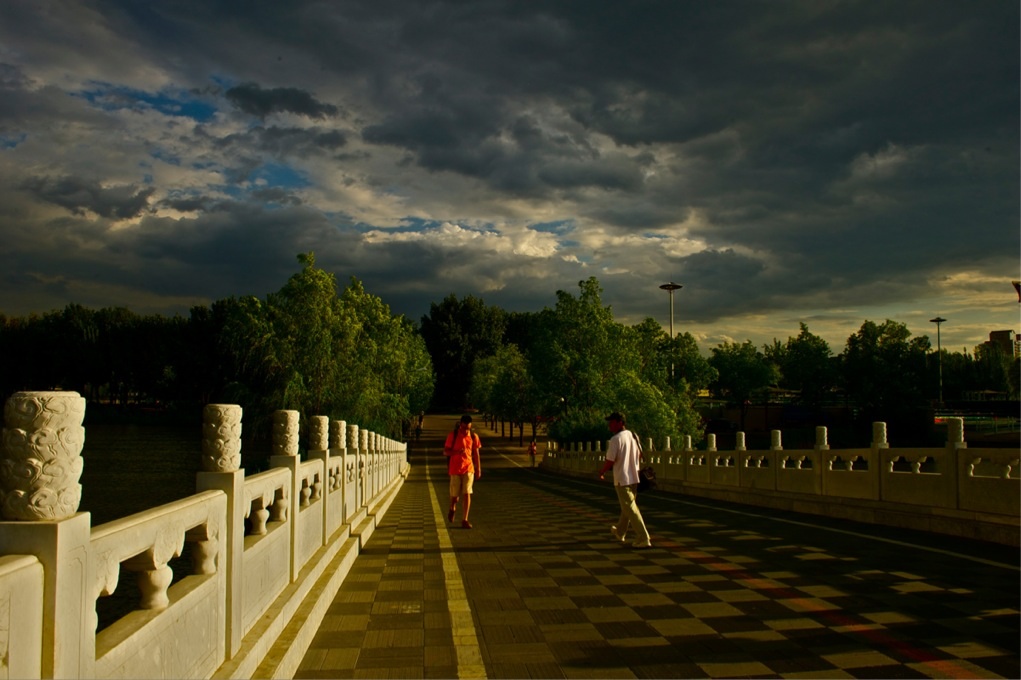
left=985, top=330, right=1020, bottom=358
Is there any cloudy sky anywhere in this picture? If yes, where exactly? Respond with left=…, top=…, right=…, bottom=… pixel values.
left=0, top=1, right=1017, bottom=354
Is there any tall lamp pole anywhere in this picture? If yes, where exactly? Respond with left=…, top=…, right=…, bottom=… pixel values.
left=660, top=282, right=682, bottom=379
left=929, top=316, right=946, bottom=405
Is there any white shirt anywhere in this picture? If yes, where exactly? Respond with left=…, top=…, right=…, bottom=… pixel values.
left=605, top=429, right=642, bottom=486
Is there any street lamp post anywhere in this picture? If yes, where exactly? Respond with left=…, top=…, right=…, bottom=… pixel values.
left=929, top=316, right=946, bottom=405
left=660, top=282, right=682, bottom=379
left=659, top=282, right=683, bottom=338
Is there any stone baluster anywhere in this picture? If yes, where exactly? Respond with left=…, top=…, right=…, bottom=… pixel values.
left=706, top=433, right=717, bottom=452
left=735, top=432, right=746, bottom=451
left=270, top=409, right=301, bottom=581
left=1, top=390, right=86, bottom=520
left=0, top=391, right=92, bottom=678
left=308, top=416, right=328, bottom=502
left=946, top=417, right=966, bottom=450
left=815, top=426, right=829, bottom=451
left=273, top=410, right=300, bottom=457
left=348, top=423, right=361, bottom=509
left=770, top=430, right=783, bottom=451
left=664, top=436, right=671, bottom=452
left=872, top=422, right=889, bottom=449
left=201, top=404, right=243, bottom=473
left=684, top=435, right=693, bottom=451
left=309, top=416, right=328, bottom=452
left=360, top=429, right=370, bottom=504
left=196, top=402, right=244, bottom=656
left=331, top=420, right=347, bottom=494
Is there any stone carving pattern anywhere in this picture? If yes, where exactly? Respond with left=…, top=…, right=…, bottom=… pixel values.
left=309, top=416, right=328, bottom=451
left=1, top=391, right=86, bottom=520
left=201, top=404, right=242, bottom=472
left=331, top=420, right=346, bottom=450
left=272, top=410, right=300, bottom=456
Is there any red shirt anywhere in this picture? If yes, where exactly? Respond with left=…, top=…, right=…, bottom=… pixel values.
left=444, top=427, right=481, bottom=475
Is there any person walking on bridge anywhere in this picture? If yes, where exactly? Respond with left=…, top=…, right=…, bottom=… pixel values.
left=444, top=414, right=482, bottom=529
left=597, top=411, right=652, bottom=548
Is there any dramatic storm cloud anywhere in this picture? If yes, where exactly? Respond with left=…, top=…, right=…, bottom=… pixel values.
left=0, top=0, right=1016, bottom=352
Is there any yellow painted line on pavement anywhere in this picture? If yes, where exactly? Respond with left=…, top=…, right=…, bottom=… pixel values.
left=426, top=459, right=488, bottom=679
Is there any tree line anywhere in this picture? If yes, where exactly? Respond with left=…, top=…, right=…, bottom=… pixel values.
left=0, top=254, right=433, bottom=441
left=421, top=279, right=1019, bottom=446
left=2, top=264, right=1016, bottom=447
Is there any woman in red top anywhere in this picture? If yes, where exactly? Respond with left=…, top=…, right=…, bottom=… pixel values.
left=444, top=415, right=482, bottom=528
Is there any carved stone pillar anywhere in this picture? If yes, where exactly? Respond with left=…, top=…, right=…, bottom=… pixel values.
left=331, top=420, right=347, bottom=451
left=770, top=430, right=783, bottom=451
left=735, top=432, right=746, bottom=451
left=201, top=404, right=242, bottom=472
left=815, top=426, right=830, bottom=451
left=1, top=390, right=86, bottom=521
left=706, top=433, right=717, bottom=452
left=872, top=421, right=889, bottom=449
left=946, top=417, right=966, bottom=449
left=309, top=416, right=329, bottom=452
left=272, top=410, right=300, bottom=456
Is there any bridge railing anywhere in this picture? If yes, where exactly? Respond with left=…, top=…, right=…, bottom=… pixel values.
left=542, top=419, right=1019, bottom=546
left=0, top=392, right=409, bottom=680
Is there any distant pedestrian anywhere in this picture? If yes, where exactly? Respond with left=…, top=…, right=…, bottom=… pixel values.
left=528, top=439, right=538, bottom=467
left=444, top=414, right=482, bottom=529
left=597, top=411, right=651, bottom=548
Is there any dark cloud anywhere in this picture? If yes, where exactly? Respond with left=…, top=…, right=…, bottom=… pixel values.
left=20, top=176, right=155, bottom=220
left=216, top=125, right=348, bottom=159
left=225, top=82, right=339, bottom=119
left=0, top=0, right=1015, bottom=350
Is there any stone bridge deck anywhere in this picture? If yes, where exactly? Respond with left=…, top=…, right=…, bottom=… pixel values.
left=291, top=415, right=1019, bottom=679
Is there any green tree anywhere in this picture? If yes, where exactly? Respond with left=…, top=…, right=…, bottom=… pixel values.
left=765, top=323, right=835, bottom=407
left=841, top=320, right=929, bottom=412
left=710, top=340, right=779, bottom=430
left=420, top=294, right=506, bottom=410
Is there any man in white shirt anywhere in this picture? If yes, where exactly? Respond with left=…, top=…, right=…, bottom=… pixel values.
left=597, top=411, right=652, bottom=548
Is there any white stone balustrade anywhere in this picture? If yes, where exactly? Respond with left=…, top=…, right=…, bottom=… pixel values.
left=544, top=420, right=1019, bottom=547
left=0, top=394, right=409, bottom=680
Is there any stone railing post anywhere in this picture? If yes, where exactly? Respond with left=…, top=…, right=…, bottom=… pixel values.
left=348, top=423, right=361, bottom=509
left=946, top=417, right=966, bottom=450
left=735, top=432, right=746, bottom=451
left=664, top=436, right=671, bottom=452
left=706, top=433, right=717, bottom=452
left=770, top=430, right=783, bottom=451
left=815, top=426, right=829, bottom=451
left=360, top=428, right=370, bottom=507
left=270, top=409, right=301, bottom=581
left=872, top=422, right=889, bottom=449
left=0, top=391, right=92, bottom=679
left=331, top=420, right=347, bottom=522
left=195, top=403, right=244, bottom=658
left=684, top=435, right=693, bottom=452
left=309, top=415, right=330, bottom=545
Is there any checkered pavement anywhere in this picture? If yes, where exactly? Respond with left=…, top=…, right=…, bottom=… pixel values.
left=295, top=445, right=1019, bottom=679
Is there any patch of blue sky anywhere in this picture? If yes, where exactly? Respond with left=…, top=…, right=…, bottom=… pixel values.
left=74, top=82, right=217, bottom=122
left=558, top=239, right=581, bottom=248
left=0, top=133, right=27, bottom=149
left=253, top=163, right=310, bottom=189
left=529, top=219, right=574, bottom=234
left=642, top=232, right=668, bottom=240
left=397, top=217, right=444, bottom=232
left=149, top=147, right=181, bottom=166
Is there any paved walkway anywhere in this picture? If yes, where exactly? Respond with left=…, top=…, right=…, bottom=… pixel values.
left=295, top=415, right=1020, bottom=679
